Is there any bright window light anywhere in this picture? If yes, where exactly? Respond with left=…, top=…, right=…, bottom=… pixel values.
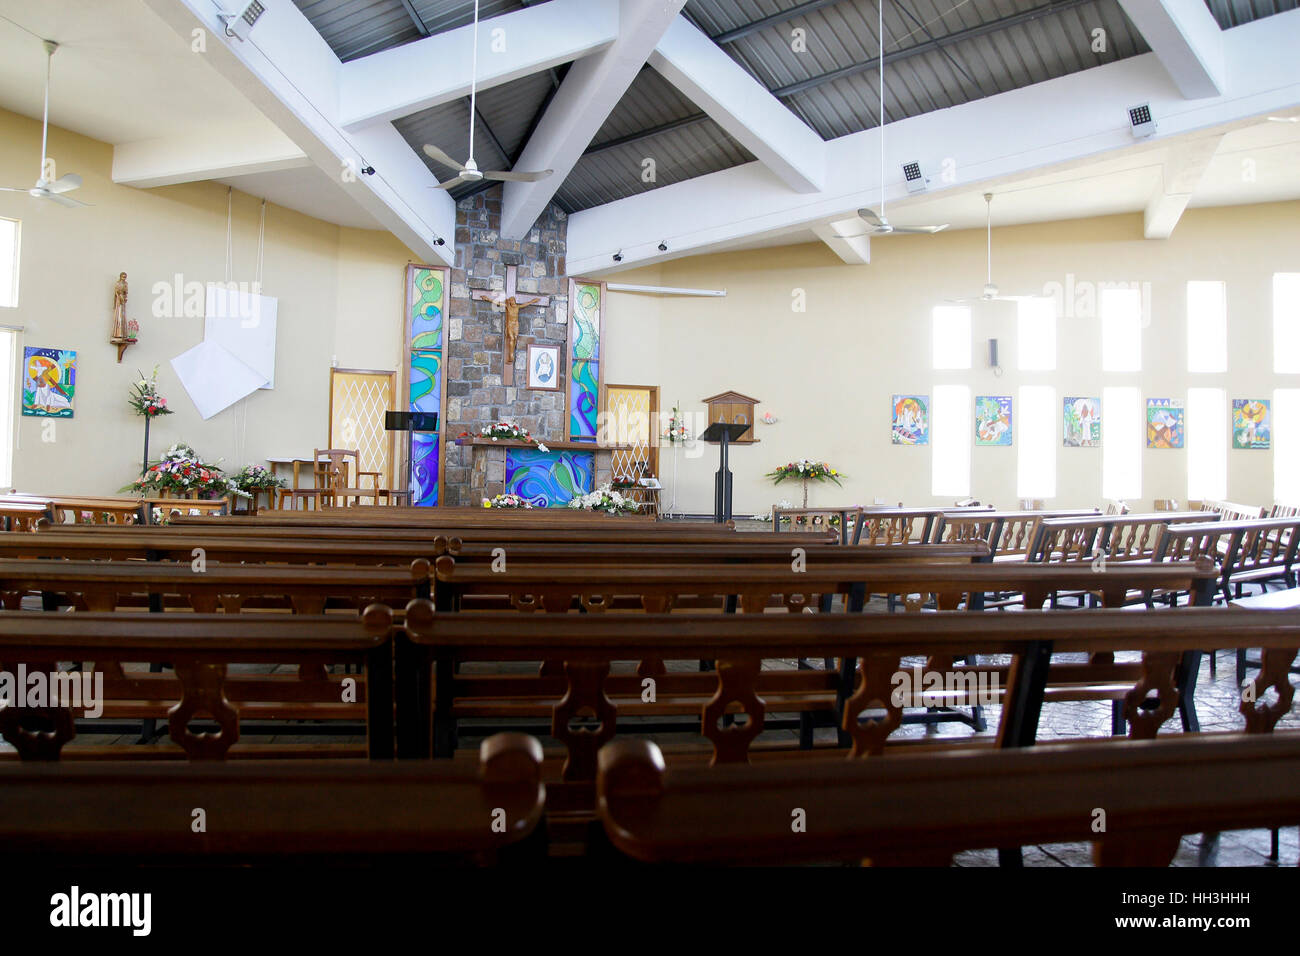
left=1017, top=297, right=1056, bottom=371
left=1275, top=389, right=1300, bottom=505
left=931, top=384, right=971, bottom=497
left=1102, top=386, right=1141, bottom=500
left=1187, top=280, right=1226, bottom=373
left=0, top=218, right=18, bottom=309
left=1275, top=273, right=1300, bottom=374
left=1187, top=387, right=1226, bottom=501
left=1017, top=385, right=1056, bottom=499
left=1100, top=287, right=1142, bottom=372
left=932, top=306, right=971, bottom=369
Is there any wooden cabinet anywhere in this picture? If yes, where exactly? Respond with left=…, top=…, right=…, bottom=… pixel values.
left=702, top=391, right=760, bottom=443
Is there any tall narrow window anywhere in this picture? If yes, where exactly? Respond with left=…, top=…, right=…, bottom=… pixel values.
left=1276, top=389, right=1300, bottom=505
left=932, top=305, right=971, bottom=369
left=1100, top=287, right=1142, bottom=372
left=1187, top=387, right=1227, bottom=501
left=1187, top=280, right=1226, bottom=373
left=931, top=384, right=971, bottom=497
left=1017, top=385, right=1056, bottom=498
left=1102, top=386, right=1141, bottom=500
left=1017, top=297, right=1056, bottom=370
left=0, top=217, right=18, bottom=309
left=1275, top=273, right=1300, bottom=374
left=0, top=330, right=13, bottom=487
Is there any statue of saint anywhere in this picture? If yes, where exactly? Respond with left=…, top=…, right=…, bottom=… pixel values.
left=112, top=272, right=129, bottom=340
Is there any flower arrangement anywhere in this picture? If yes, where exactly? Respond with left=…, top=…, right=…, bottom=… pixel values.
left=128, top=366, right=172, bottom=417
left=662, top=404, right=690, bottom=444
left=481, top=493, right=534, bottom=509
left=125, top=319, right=140, bottom=343
left=567, top=483, right=641, bottom=515
left=471, top=420, right=549, bottom=454
left=229, top=464, right=285, bottom=494
left=766, top=459, right=844, bottom=486
left=121, top=442, right=242, bottom=499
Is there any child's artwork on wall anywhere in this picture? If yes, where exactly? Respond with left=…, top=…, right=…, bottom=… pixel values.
left=891, top=394, right=929, bottom=445
left=1232, top=399, right=1271, bottom=449
left=1063, top=396, right=1101, bottom=447
left=975, top=395, right=1012, bottom=446
left=1146, top=398, right=1185, bottom=448
left=22, top=347, right=76, bottom=418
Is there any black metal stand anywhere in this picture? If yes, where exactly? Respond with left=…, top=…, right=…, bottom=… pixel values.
left=701, top=422, right=747, bottom=523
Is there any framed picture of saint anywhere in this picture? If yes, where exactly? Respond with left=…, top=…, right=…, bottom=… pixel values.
left=526, top=344, right=561, bottom=391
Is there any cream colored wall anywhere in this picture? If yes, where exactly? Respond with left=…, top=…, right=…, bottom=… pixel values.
left=604, top=202, right=1300, bottom=517
left=0, top=107, right=413, bottom=494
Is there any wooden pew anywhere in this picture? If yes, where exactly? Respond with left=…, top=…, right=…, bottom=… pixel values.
left=596, top=732, right=1300, bottom=866
left=402, top=564, right=1225, bottom=771
left=0, top=501, right=54, bottom=532
left=1155, top=517, right=1300, bottom=604
left=0, top=733, right=544, bottom=863
left=931, top=509, right=1100, bottom=561
left=1202, top=500, right=1266, bottom=522
left=1, top=494, right=146, bottom=525
left=0, top=557, right=426, bottom=613
left=771, top=506, right=864, bottom=545
left=0, top=608, right=397, bottom=759
left=1031, top=512, right=1218, bottom=565
left=851, top=505, right=994, bottom=546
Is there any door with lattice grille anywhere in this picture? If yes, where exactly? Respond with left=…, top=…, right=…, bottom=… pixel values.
left=329, top=369, right=396, bottom=491
left=605, top=385, right=658, bottom=481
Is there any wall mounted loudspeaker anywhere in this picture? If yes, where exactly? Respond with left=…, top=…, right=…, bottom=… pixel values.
left=989, top=338, right=1003, bottom=377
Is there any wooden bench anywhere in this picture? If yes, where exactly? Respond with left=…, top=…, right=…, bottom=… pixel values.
left=771, top=506, right=863, bottom=545
left=1155, top=517, right=1300, bottom=603
left=402, top=564, right=1226, bottom=770
left=931, top=509, right=1101, bottom=562
left=1202, top=500, right=1267, bottom=522
left=596, top=732, right=1300, bottom=866
left=851, top=506, right=994, bottom=546
left=0, top=733, right=543, bottom=863
left=1, top=494, right=146, bottom=526
left=0, top=607, right=397, bottom=759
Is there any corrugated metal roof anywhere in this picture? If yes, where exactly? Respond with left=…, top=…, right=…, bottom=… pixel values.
left=1203, top=0, right=1298, bottom=28
left=291, top=0, right=526, bottom=62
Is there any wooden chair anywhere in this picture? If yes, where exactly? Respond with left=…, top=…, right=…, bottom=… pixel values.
left=313, top=448, right=382, bottom=507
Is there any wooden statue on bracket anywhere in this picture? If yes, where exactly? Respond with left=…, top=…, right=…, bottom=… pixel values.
left=472, top=264, right=551, bottom=386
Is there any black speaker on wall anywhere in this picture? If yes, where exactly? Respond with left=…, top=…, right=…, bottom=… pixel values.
left=988, top=338, right=999, bottom=367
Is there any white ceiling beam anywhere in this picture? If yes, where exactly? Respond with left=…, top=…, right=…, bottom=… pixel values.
left=112, top=121, right=309, bottom=188
left=567, top=9, right=1300, bottom=273
left=499, top=0, right=687, bottom=241
left=811, top=219, right=870, bottom=264
left=1117, top=0, right=1226, bottom=98
left=338, top=0, right=619, bottom=131
left=142, top=0, right=454, bottom=265
left=648, top=16, right=825, bottom=193
left=1143, top=133, right=1225, bottom=238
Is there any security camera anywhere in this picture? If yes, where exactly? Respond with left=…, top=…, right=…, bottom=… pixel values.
left=433, top=237, right=446, bottom=246
left=612, top=251, right=623, bottom=262
left=657, top=241, right=668, bottom=252
left=361, top=166, right=375, bottom=176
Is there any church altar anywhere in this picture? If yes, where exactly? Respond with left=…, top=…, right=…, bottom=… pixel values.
left=454, top=436, right=630, bottom=508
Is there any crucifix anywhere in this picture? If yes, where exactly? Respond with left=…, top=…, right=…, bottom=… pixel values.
left=471, top=265, right=551, bottom=386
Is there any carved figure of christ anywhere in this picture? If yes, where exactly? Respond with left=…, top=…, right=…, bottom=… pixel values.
left=471, top=265, right=551, bottom=386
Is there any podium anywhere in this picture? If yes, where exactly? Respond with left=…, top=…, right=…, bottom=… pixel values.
left=701, top=421, right=748, bottom=523
left=385, top=411, right=439, bottom=504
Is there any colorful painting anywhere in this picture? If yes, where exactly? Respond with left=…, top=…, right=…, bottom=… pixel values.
left=1063, top=396, right=1101, bottom=447
left=410, top=432, right=439, bottom=506
left=975, top=395, right=1012, bottom=446
left=22, top=347, right=76, bottom=418
left=408, top=267, right=444, bottom=350
left=568, top=281, right=602, bottom=440
left=891, top=395, right=928, bottom=445
left=1232, top=399, right=1271, bottom=449
left=409, top=351, right=441, bottom=414
left=505, top=448, right=595, bottom=507
left=1146, top=398, right=1184, bottom=449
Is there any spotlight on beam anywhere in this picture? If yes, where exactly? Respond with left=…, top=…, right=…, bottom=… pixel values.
left=219, top=1, right=266, bottom=41
left=1128, top=103, right=1157, bottom=139
left=901, top=161, right=928, bottom=194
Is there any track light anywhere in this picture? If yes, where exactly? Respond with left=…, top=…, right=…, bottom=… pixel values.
left=657, top=240, right=668, bottom=252
left=1128, top=103, right=1157, bottom=138
left=218, top=1, right=266, bottom=41
left=612, top=251, right=623, bottom=262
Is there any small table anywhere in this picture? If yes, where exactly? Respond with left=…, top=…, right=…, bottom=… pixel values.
left=266, top=456, right=318, bottom=491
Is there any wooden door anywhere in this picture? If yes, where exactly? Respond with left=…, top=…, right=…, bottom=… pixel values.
left=328, top=369, right=396, bottom=490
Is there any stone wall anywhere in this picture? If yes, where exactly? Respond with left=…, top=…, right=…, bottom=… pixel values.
left=442, top=186, right=569, bottom=506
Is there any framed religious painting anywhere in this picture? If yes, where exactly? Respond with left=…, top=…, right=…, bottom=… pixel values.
left=527, top=344, right=561, bottom=391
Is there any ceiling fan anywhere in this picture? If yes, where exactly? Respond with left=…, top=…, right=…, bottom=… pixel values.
left=0, top=40, right=89, bottom=209
left=949, top=193, right=1032, bottom=303
left=422, top=0, right=552, bottom=190
left=855, top=3, right=945, bottom=236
